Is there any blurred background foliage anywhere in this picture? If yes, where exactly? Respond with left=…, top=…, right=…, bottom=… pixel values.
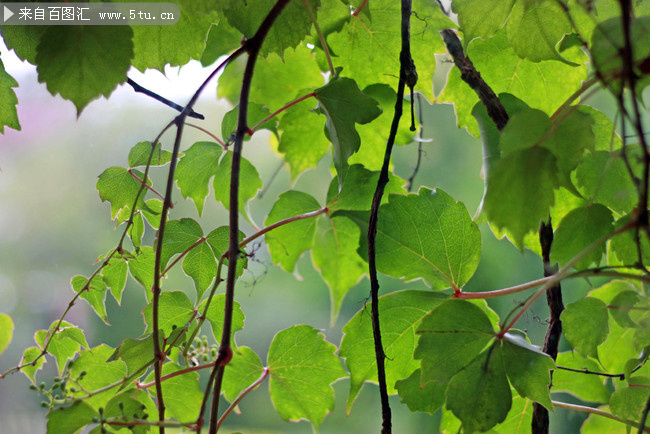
left=0, top=35, right=626, bottom=433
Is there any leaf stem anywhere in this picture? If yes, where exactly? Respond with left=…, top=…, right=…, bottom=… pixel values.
left=216, top=367, right=270, bottom=430
left=551, top=400, right=650, bottom=433
left=455, top=276, right=553, bottom=299
left=161, top=236, right=207, bottom=276
left=301, top=0, right=334, bottom=75
left=185, top=122, right=227, bottom=148
left=128, top=169, right=166, bottom=203
left=250, top=92, right=316, bottom=134
left=352, top=0, right=369, bottom=17
left=137, top=361, right=216, bottom=389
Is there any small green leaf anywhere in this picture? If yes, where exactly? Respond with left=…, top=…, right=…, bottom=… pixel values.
left=551, top=205, right=614, bottom=269
left=128, top=246, right=156, bottom=301
left=314, top=75, right=382, bottom=184
left=101, top=256, right=128, bottom=304
left=104, top=392, right=149, bottom=434
left=553, top=351, right=610, bottom=403
left=561, top=297, right=609, bottom=359
left=609, top=290, right=642, bottom=329
left=451, top=0, right=515, bottom=45
left=182, top=241, right=217, bottom=299
left=145, top=362, right=204, bottom=422
left=221, top=102, right=277, bottom=142
left=36, top=26, right=133, bottom=113
left=213, top=152, right=263, bottom=216
left=0, top=313, right=13, bottom=355
left=198, top=294, right=245, bottom=345
left=34, top=321, right=87, bottom=374
left=395, top=368, right=446, bottom=415
left=71, top=275, right=109, bottom=324
left=158, top=218, right=203, bottom=272
left=110, top=334, right=156, bottom=377
left=143, top=291, right=194, bottom=338
left=415, top=299, right=496, bottom=385
left=127, top=211, right=145, bottom=249
left=205, top=226, right=247, bottom=277
left=46, top=401, right=98, bottom=434
left=222, top=346, right=265, bottom=402
left=175, top=141, right=223, bottom=216
left=326, top=164, right=406, bottom=211
left=610, top=376, right=650, bottom=421
left=20, top=346, right=45, bottom=383
left=128, top=141, right=172, bottom=168
left=265, top=191, right=321, bottom=272
left=446, top=344, right=512, bottom=433
left=312, top=216, right=366, bottom=323
left=268, top=325, right=347, bottom=429
left=0, top=58, right=20, bottom=133
left=598, top=317, right=638, bottom=373
left=484, top=147, right=560, bottom=248
left=340, top=290, right=447, bottom=411
left=501, top=334, right=555, bottom=410
left=97, top=167, right=148, bottom=220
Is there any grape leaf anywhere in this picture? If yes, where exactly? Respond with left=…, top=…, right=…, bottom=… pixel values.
left=326, top=164, right=406, bottom=211
left=361, top=188, right=481, bottom=289
left=222, top=346, right=265, bottom=403
left=182, top=241, right=217, bottom=299
left=610, top=376, right=650, bottom=421
left=109, top=334, right=156, bottom=377
left=128, top=246, right=156, bottom=301
left=415, top=299, right=496, bottom=385
left=265, top=190, right=321, bottom=272
left=268, top=325, right=346, bottom=429
left=0, top=313, right=13, bottom=355
left=128, top=141, right=172, bottom=168
left=213, top=152, right=263, bottom=215
left=104, top=392, right=149, bottom=434
left=394, top=368, right=446, bottom=415
left=312, top=216, right=366, bottom=323
left=451, top=0, right=516, bottom=46
left=201, top=19, right=242, bottom=66
left=198, top=294, right=245, bottom=345
left=34, top=321, right=88, bottom=374
left=221, top=102, right=278, bottom=141
left=143, top=291, right=195, bottom=338
left=553, top=351, right=610, bottom=403
left=561, top=297, right=609, bottom=359
left=340, top=290, right=447, bottom=411
left=101, top=256, right=128, bottom=304
left=499, top=108, right=552, bottom=154
left=0, top=25, right=46, bottom=64
left=145, top=362, right=203, bottom=423
left=0, top=57, right=19, bottom=133
left=35, top=25, right=133, bottom=113
left=20, top=346, right=45, bottom=383
left=484, top=147, right=560, bottom=248
left=71, top=275, right=109, bottom=324
left=446, top=344, right=511, bottom=433
left=46, top=401, right=98, bottom=434
left=314, top=75, right=382, bottom=184
left=97, top=167, right=149, bottom=221
left=158, top=218, right=203, bottom=272
left=175, top=141, right=223, bottom=216
left=205, top=225, right=247, bottom=277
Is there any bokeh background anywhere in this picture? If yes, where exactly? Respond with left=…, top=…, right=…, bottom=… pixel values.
left=0, top=20, right=625, bottom=433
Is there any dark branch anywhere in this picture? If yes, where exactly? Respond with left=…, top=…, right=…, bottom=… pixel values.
left=127, top=78, right=205, bottom=120
left=556, top=365, right=624, bottom=380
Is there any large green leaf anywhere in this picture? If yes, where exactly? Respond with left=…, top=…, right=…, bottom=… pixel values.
left=561, top=297, right=609, bottom=359
left=610, top=376, right=650, bottom=421
left=205, top=225, right=247, bottom=277
left=201, top=19, right=242, bottom=66
left=360, top=188, right=481, bottom=289
left=109, top=335, right=156, bottom=377
left=46, top=402, right=98, bottom=434
left=451, top=0, right=516, bottom=46
left=267, top=325, right=347, bottom=429
left=312, top=216, right=366, bottom=323
left=553, top=351, right=610, bottom=403
left=0, top=57, right=19, bottom=133
left=175, top=141, right=223, bottom=216
left=182, top=241, right=217, bottom=299
left=198, top=294, right=245, bottom=345
left=340, top=290, right=447, bottom=411
left=143, top=291, right=195, bottom=338
left=158, top=218, right=203, bottom=272
left=222, top=346, right=265, bottom=403
left=314, top=75, right=382, bottom=184
left=145, top=362, right=204, bottom=423
left=0, top=313, right=13, bottom=356
left=97, top=167, right=148, bottom=221
left=395, top=368, right=447, bottom=415
left=326, top=164, right=406, bottom=211
left=415, top=299, right=496, bottom=385
left=265, top=190, right=321, bottom=272
left=35, top=26, right=133, bottom=113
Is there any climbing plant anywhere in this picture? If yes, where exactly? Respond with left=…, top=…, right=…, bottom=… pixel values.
left=1, top=0, right=650, bottom=433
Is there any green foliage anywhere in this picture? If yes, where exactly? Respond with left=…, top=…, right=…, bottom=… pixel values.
left=3, top=2, right=650, bottom=433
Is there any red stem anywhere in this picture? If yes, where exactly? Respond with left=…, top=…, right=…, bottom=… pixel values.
left=249, top=92, right=316, bottom=134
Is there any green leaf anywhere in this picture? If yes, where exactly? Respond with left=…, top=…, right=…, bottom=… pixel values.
left=268, top=325, right=346, bottom=429
left=142, top=199, right=164, bottom=229
left=104, top=392, right=149, bottom=434
left=128, top=246, right=156, bottom=301
left=145, top=362, right=204, bottom=422
left=506, top=0, right=575, bottom=64
left=277, top=96, right=329, bottom=180
left=20, top=346, right=45, bottom=383
left=574, top=151, right=637, bottom=215
left=220, top=0, right=320, bottom=57
left=97, top=167, right=149, bottom=221
left=128, top=141, right=172, bottom=168
left=101, top=256, right=128, bottom=304
left=143, top=291, right=194, bottom=338
left=395, top=368, right=446, bottom=415
left=609, top=290, right=642, bottom=329
left=451, top=0, right=516, bottom=45
left=182, top=241, right=217, bottom=299
left=110, top=335, right=156, bottom=377
left=581, top=408, right=629, bottom=434
left=201, top=19, right=242, bottom=66
left=0, top=313, right=13, bottom=355
left=71, top=275, right=109, bottom=324
left=327, top=0, right=452, bottom=102
left=222, top=346, right=265, bottom=402
left=175, top=141, right=223, bottom=216
left=577, top=105, right=622, bottom=152
left=610, top=376, right=650, bottom=421
left=561, top=297, right=609, bottom=359
left=34, top=321, right=88, bottom=374
left=129, top=0, right=216, bottom=71
left=221, top=102, right=278, bottom=142
left=312, top=216, right=366, bottom=323
left=205, top=225, right=247, bottom=277
left=499, top=108, right=551, bottom=153
left=46, top=401, right=98, bottom=434
left=499, top=395, right=535, bottom=434
left=598, top=316, right=638, bottom=373
left=340, top=290, right=447, bottom=411
left=0, top=57, right=20, bottom=133
left=66, top=344, right=127, bottom=410
left=364, top=188, right=481, bottom=289
left=213, top=152, right=263, bottom=215
left=0, top=25, right=46, bottom=64
left=314, top=75, right=382, bottom=184
left=35, top=26, right=133, bottom=113
left=415, top=299, right=496, bottom=385
left=551, top=205, right=614, bottom=269
left=501, top=334, right=555, bottom=410
left=446, top=344, right=511, bottom=433
left=553, top=351, right=610, bottom=403
left=198, top=294, right=245, bottom=345
left=610, top=215, right=650, bottom=265
left=127, top=211, right=145, bottom=249
left=484, top=147, right=560, bottom=248
left=326, top=164, right=406, bottom=211
left=265, top=190, right=321, bottom=272
left=218, top=44, right=323, bottom=110
left=158, top=218, right=203, bottom=272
